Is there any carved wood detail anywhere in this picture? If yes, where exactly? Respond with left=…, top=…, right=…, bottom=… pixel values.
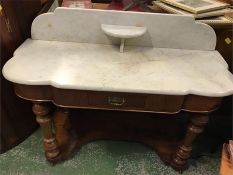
left=16, top=84, right=220, bottom=172
left=32, top=102, right=60, bottom=160
left=171, top=114, right=209, bottom=172
left=53, top=108, right=72, bottom=149
left=14, top=84, right=222, bottom=114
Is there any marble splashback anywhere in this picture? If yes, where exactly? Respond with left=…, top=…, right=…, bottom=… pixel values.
left=3, top=8, right=232, bottom=97
left=31, top=8, right=216, bottom=51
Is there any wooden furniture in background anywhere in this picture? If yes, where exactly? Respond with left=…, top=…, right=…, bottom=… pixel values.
left=3, top=8, right=233, bottom=172
left=1, top=4, right=232, bottom=175
left=218, top=0, right=233, bottom=5
left=0, top=0, right=54, bottom=153
left=92, top=2, right=109, bottom=9
left=220, top=142, right=233, bottom=175
left=215, top=28, right=232, bottom=71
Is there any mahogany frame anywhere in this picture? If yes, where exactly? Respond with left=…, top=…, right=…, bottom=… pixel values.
left=15, top=84, right=222, bottom=172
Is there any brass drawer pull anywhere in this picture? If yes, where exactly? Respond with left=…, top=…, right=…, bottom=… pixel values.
left=108, top=96, right=126, bottom=106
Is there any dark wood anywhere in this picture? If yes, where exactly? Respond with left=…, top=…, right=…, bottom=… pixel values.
left=32, top=102, right=60, bottom=160
left=53, top=107, right=78, bottom=161
left=38, top=0, right=55, bottom=15
left=171, top=114, right=209, bottom=172
left=14, top=84, right=222, bottom=114
left=0, top=0, right=43, bottom=153
left=0, top=0, right=58, bottom=153
left=13, top=83, right=223, bottom=172
left=212, top=26, right=232, bottom=151
left=2, top=0, right=42, bottom=39
left=54, top=108, right=71, bottom=149
left=1, top=1, right=231, bottom=172
left=215, top=28, right=232, bottom=71
left=67, top=109, right=185, bottom=165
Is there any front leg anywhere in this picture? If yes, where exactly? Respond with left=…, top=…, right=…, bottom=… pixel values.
left=32, top=102, right=60, bottom=161
left=171, top=114, right=209, bottom=172
left=53, top=107, right=72, bottom=148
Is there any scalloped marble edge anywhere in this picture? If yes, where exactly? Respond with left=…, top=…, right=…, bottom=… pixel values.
left=31, top=8, right=216, bottom=50
left=3, top=72, right=233, bottom=97
left=2, top=39, right=233, bottom=97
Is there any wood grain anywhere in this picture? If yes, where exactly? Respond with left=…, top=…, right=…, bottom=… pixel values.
left=15, top=83, right=223, bottom=172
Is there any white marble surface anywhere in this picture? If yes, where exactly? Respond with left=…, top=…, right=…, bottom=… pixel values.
left=101, top=24, right=147, bottom=39
left=3, top=39, right=233, bottom=97
left=31, top=8, right=216, bottom=51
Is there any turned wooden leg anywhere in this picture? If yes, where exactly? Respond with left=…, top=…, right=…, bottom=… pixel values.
left=171, top=114, right=209, bottom=172
left=32, top=102, right=60, bottom=160
left=53, top=107, right=79, bottom=160
left=53, top=107, right=72, bottom=148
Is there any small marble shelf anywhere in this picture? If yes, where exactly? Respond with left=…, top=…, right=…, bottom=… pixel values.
left=2, top=8, right=233, bottom=97
left=31, top=8, right=216, bottom=50
left=3, top=8, right=233, bottom=174
left=101, top=24, right=147, bottom=38
left=101, top=24, right=147, bottom=52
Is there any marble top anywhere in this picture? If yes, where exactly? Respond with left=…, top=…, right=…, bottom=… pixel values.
left=31, top=8, right=216, bottom=51
left=2, top=9, right=233, bottom=97
left=3, top=39, right=233, bottom=97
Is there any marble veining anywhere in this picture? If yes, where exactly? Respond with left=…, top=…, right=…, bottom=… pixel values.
left=31, top=8, right=216, bottom=50
left=3, top=39, right=233, bottom=97
left=2, top=9, right=233, bottom=97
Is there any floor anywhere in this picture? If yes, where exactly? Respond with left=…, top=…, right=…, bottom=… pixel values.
left=0, top=129, right=220, bottom=175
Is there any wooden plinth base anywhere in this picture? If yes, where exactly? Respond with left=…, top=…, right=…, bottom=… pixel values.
left=52, top=109, right=185, bottom=167
left=32, top=104, right=209, bottom=173
left=73, top=109, right=184, bottom=163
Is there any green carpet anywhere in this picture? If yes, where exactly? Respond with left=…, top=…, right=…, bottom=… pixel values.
left=0, top=129, right=220, bottom=175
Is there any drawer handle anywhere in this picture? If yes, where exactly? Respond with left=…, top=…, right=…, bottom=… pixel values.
left=108, top=97, right=126, bottom=106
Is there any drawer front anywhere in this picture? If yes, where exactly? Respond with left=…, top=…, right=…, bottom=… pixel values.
left=146, top=95, right=184, bottom=113
left=88, top=92, right=184, bottom=113
left=88, top=92, right=147, bottom=110
left=15, top=84, right=218, bottom=113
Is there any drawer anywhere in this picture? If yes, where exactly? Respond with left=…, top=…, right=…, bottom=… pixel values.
left=146, top=95, right=184, bottom=113
left=88, top=92, right=184, bottom=113
left=88, top=92, right=147, bottom=110
left=15, top=84, right=217, bottom=113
